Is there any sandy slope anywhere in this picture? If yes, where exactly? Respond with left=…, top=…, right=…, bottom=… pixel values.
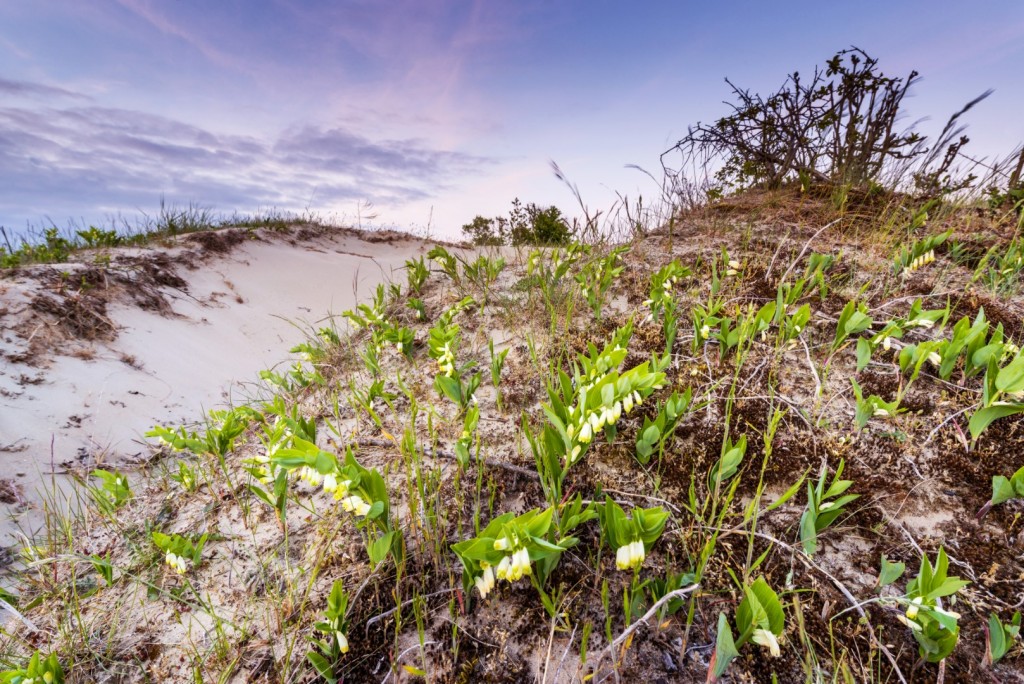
left=0, top=226, right=428, bottom=544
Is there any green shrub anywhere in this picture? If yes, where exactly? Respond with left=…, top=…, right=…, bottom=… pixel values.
left=461, top=198, right=571, bottom=246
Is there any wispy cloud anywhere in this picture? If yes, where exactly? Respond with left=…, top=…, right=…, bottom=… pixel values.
left=0, top=90, right=492, bottom=228
left=0, top=77, right=89, bottom=101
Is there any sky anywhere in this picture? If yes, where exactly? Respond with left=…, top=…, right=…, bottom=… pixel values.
left=2, top=0, right=1023, bottom=240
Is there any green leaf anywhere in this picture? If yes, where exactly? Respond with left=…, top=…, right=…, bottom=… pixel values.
left=434, top=374, right=462, bottom=403
left=748, top=577, right=784, bottom=634
left=313, top=450, right=338, bottom=474
left=599, top=497, right=630, bottom=550
left=642, top=424, right=661, bottom=445
left=636, top=441, right=653, bottom=463
left=800, top=520, right=820, bottom=556
left=369, top=531, right=395, bottom=565
left=365, top=500, right=385, bottom=520
left=766, top=470, right=807, bottom=511
left=992, top=475, right=1016, bottom=505
left=529, top=535, right=569, bottom=555
left=996, top=354, right=1024, bottom=394
left=926, top=577, right=970, bottom=601
left=988, top=613, right=1008, bottom=663
left=306, top=651, right=336, bottom=683
left=856, top=338, right=873, bottom=371
left=878, top=555, right=905, bottom=587
left=971, top=343, right=1005, bottom=370
left=247, top=484, right=274, bottom=508
left=524, top=506, right=554, bottom=538
left=711, top=612, right=739, bottom=680
left=845, top=310, right=871, bottom=336
left=969, top=404, right=1024, bottom=440
left=151, top=531, right=171, bottom=551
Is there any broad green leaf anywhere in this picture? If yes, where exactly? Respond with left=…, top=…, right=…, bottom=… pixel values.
left=748, top=577, right=784, bottom=634
left=306, top=652, right=336, bottom=683
left=988, top=613, right=1007, bottom=663
left=969, top=404, right=1024, bottom=440
left=971, top=343, right=1004, bottom=370
left=926, top=577, right=970, bottom=601
left=992, top=475, right=1016, bottom=505
left=434, top=374, right=462, bottom=403
left=856, top=338, right=872, bottom=371
left=636, top=441, right=653, bottom=462
left=529, top=536, right=568, bottom=555
left=642, top=424, right=661, bottom=445
left=878, top=555, right=905, bottom=587
left=151, top=531, right=171, bottom=550
left=365, top=500, right=385, bottom=520
left=524, top=506, right=554, bottom=537
left=845, top=310, right=871, bottom=336
left=996, top=355, right=1024, bottom=394
left=369, top=531, right=394, bottom=564
left=822, top=478, right=855, bottom=500
left=711, top=612, right=739, bottom=680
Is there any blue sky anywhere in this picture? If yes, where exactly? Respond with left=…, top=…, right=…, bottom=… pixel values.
left=2, top=1, right=1023, bottom=239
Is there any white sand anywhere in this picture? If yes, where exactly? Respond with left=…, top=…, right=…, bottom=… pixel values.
left=0, top=228, right=429, bottom=544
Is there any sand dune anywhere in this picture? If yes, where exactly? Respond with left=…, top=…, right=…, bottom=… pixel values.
left=0, top=226, right=428, bottom=544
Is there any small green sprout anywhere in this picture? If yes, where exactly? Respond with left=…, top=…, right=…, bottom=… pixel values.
left=575, top=246, right=627, bottom=319
left=307, top=580, right=351, bottom=683
left=88, top=551, right=115, bottom=586
left=644, top=260, right=688, bottom=353
left=851, top=378, right=901, bottom=429
left=894, top=547, right=969, bottom=663
left=526, top=243, right=585, bottom=288
left=404, top=255, right=429, bottom=294
left=691, top=301, right=724, bottom=353
left=832, top=299, right=872, bottom=352
left=427, top=297, right=475, bottom=376
left=643, top=260, right=690, bottom=321
left=711, top=577, right=786, bottom=679
left=974, top=236, right=1024, bottom=295
left=427, top=245, right=460, bottom=284
left=381, top=323, right=415, bottom=360
left=488, top=338, right=509, bottom=412
left=462, top=254, right=506, bottom=296
left=978, top=464, right=1024, bottom=518
left=88, top=468, right=131, bottom=513
left=635, top=388, right=692, bottom=465
left=341, top=283, right=388, bottom=329
left=169, top=460, right=200, bottom=493
left=147, top=406, right=253, bottom=458
left=781, top=303, right=811, bottom=345
left=709, top=435, right=747, bottom=490
left=799, top=459, right=859, bottom=556
left=985, top=611, right=1021, bottom=666
left=406, top=297, right=427, bottom=321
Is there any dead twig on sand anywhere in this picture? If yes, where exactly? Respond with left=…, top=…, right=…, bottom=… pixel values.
left=590, top=584, right=700, bottom=683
